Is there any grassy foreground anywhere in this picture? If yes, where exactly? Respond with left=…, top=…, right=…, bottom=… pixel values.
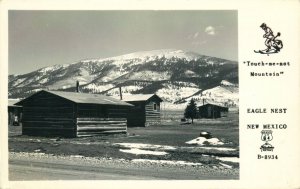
left=9, top=110, right=239, bottom=169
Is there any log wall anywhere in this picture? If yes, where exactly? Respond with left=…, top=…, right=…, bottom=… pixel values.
left=8, top=106, right=22, bottom=126
left=76, top=104, right=128, bottom=137
left=21, top=92, right=76, bottom=137
left=127, top=100, right=161, bottom=127
left=127, top=102, right=146, bottom=127
left=145, top=101, right=161, bottom=126
left=21, top=91, right=129, bottom=137
left=198, top=104, right=228, bottom=119
left=76, top=117, right=127, bottom=137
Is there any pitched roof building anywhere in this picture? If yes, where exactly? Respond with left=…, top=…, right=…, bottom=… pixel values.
left=8, top=99, right=22, bottom=126
left=16, top=90, right=133, bottom=137
left=198, top=102, right=229, bottom=119
left=117, top=94, right=163, bottom=127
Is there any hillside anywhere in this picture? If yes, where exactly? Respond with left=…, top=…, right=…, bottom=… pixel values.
left=8, top=49, right=238, bottom=109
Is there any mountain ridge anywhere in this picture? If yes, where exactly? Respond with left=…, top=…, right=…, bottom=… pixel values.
left=9, top=49, right=238, bottom=109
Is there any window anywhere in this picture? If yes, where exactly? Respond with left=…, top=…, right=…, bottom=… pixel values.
left=153, top=103, right=157, bottom=111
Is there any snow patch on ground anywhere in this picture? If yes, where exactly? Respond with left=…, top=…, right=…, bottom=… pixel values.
left=129, top=71, right=171, bottom=81
left=197, top=147, right=236, bottom=151
left=100, top=69, right=129, bottom=82
left=120, top=149, right=168, bottom=156
left=172, top=81, right=198, bottom=88
left=90, top=49, right=201, bottom=63
left=39, top=78, right=49, bottom=84
left=70, top=155, right=85, bottom=158
left=220, top=80, right=236, bottom=86
left=106, top=85, right=144, bottom=96
left=12, top=78, right=26, bottom=87
left=39, top=66, right=58, bottom=73
left=157, top=83, right=199, bottom=103
left=106, top=88, right=123, bottom=96
left=115, top=143, right=176, bottom=150
left=216, top=157, right=239, bottom=163
left=184, top=85, right=239, bottom=107
left=186, top=137, right=224, bottom=145
left=219, top=162, right=233, bottom=169
left=17, top=78, right=34, bottom=87
left=107, top=87, right=140, bottom=96
left=83, top=83, right=115, bottom=93
left=120, top=85, right=143, bottom=93
left=47, top=73, right=95, bottom=89
left=132, top=159, right=202, bottom=166
left=161, top=102, right=186, bottom=110
left=184, top=70, right=199, bottom=77
left=24, top=88, right=42, bottom=94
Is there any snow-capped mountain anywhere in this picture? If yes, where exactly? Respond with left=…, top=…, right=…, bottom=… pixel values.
left=8, top=49, right=238, bottom=109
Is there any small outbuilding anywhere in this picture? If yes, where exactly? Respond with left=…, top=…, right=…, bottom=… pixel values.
left=8, top=99, right=23, bottom=126
left=15, top=90, right=133, bottom=137
left=121, top=94, right=163, bottom=127
left=198, top=102, right=229, bottom=119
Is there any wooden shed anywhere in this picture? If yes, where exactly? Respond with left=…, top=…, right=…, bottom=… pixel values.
left=121, top=94, right=163, bottom=127
left=8, top=99, right=23, bottom=126
left=198, top=102, right=229, bottom=119
left=15, top=90, right=133, bottom=137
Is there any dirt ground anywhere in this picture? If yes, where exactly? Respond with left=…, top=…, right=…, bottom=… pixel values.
left=8, top=110, right=239, bottom=180
left=10, top=152, right=239, bottom=180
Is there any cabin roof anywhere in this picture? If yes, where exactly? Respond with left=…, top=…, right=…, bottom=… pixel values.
left=121, top=94, right=163, bottom=102
left=16, top=90, right=134, bottom=106
left=8, top=99, right=22, bottom=107
left=198, top=102, right=228, bottom=109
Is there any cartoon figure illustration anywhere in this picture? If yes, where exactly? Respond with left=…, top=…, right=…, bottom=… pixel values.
left=254, top=23, right=283, bottom=55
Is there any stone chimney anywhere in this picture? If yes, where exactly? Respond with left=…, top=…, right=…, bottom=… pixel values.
left=119, top=86, right=122, bottom=100
left=76, top=81, right=79, bottom=93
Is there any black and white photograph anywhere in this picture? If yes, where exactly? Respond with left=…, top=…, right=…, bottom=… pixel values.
left=2, top=0, right=300, bottom=188
left=7, top=10, right=239, bottom=180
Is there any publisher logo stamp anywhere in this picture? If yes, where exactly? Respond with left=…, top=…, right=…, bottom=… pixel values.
left=260, top=130, right=274, bottom=152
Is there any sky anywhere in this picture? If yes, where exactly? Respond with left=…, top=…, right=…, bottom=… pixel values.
left=9, top=10, right=237, bottom=74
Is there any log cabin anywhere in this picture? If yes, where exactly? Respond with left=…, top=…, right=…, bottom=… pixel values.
left=198, top=102, right=229, bottom=119
left=15, top=90, right=133, bottom=137
left=8, top=99, right=22, bottom=126
left=121, top=94, right=163, bottom=127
